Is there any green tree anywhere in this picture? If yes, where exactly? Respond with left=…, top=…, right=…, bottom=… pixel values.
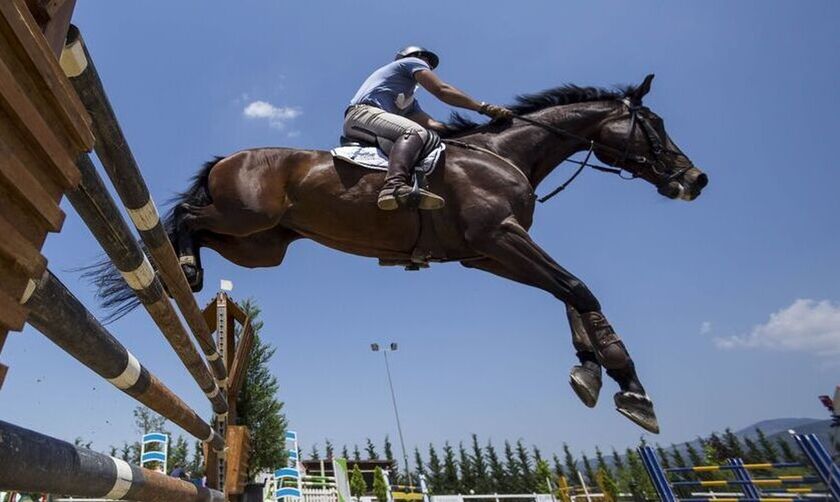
left=458, top=442, right=475, bottom=492
left=189, top=440, right=205, bottom=477
left=486, top=440, right=507, bottom=493
left=342, top=445, right=350, bottom=459
left=622, top=447, right=653, bottom=499
left=414, top=447, right=427, bottom=478
left=580, top=453, right=595, bottom=485
left=594, top=447, right=610, bottom=476
left=504, top=441, right=523, bottom=493
left=742, top=436, right=762, bottom=463
left=670, top=445, right=687, bottom=469
left=552, top=454, right=566, bottom=479
left=353, top=444, right=362, bottom=461
left=755, top=428, right=779, bottom=462
left=610, top=448, right=624, bottom=472
left=235, top=300, right=288, bottom=480
left=373, top=466, right=389, bottom=502
left=563, top=444, right=578, bottom=486
left=776, top=437, right=799, bottom=463
left=310, top=444, right=321, bottom=460
left=131, top=406, right=166, bottom=470
left=534, top=459, right=553, bottom=493
left=654, top=444, right=671, bottom=470
left=723, top=428, right=745, bottom=459
left=384, top=436, right=396, bottom=477
left=366, top=438, right=379, bottom=460
left=326, top=439, right=335, bottom=459
left=169, top=436, right=190, bottom=472
left=515, top=440, right=535, bottom=491
left=471, top=434, right=490, bottom=493
left=595, top=469, right=618, bottom=502
left=350, top=463, right=368, bottom=497
left=442, top=442, right=460, bottom=493
left=428, top=443, right=445, bottom=493
left=705, top=433, right=726, bottom=464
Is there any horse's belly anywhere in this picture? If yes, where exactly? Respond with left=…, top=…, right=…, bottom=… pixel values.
left=282, top=161, right=420, bottom=258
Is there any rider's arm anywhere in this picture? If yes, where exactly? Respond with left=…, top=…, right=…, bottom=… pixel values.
left=407, top=109, right=449, bottom=133
left=415, top=69, right=483, bottom=112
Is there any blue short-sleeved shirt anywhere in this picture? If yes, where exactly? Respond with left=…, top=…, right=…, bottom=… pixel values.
left=349, top=57, right=431, bottom=115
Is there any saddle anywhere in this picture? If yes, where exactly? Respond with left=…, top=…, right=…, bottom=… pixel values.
left=331, top=136, right=445, bottom=176
left=332, top=136, right=447, bottom=271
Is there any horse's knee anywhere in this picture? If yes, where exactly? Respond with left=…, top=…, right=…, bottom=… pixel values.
left=567, top=279, right=601, bottom=313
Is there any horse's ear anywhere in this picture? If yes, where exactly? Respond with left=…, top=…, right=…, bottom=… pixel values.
left=631, top=74, right=655, bottom=103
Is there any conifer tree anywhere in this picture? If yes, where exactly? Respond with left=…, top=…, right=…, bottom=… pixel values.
left=654, top=444, right=671, bottom=470
left=515, top=440, right=535, bottom=491
left=595, top=469, right=619, bottom=502
left=385, top=436, right=395, bottom=464
left=442, top=442, right=461, bottom=493
left=552, top=454, right=566, bottom=479
left=755, top=428, right=779, bottom=462
left=594, top=447, right=610, bottom=476
left=471, top=434, right=490, bottom=493
left=234, top=301, right=288, bottom=479
left=623, top=447, right=653, bottom=499
left=310, top=444, right=321, bottom=460
left=459, top=442, right=475, bottom=492
left=722, top=428, right=744, bottom=459
left=669, top=445, right=687, bottom=469
left=414, top=447, right=426, bottom=481
left=189, top=440, right=205, bottom=477
left=610, top=448, right=624, bottom=472
left=325, top=440, right=335, bottom=459
left=775, top=437, right=799, bottom=463
left=563, top=444, right=578, bottom=486
left=168, top=436, right=190, bottom=472
left=373, top=466, right=389, bottom=502
left=486, top=440, right=507, bottom=493
left=504, top=441, right=523, bottom=492
left=532, top=446, right=544, bottom=465
left=350, top=463, right=368, bottom=497
left=705, top=433, right=726, bottom=464
left=580, top=453, right=595, bottom=485
left=535, top=459, right=553, bottom=493
left=342, top=445, right=350, bottom=460
left=353, top=445, right=362, bottom=461
left=366, top=438, right=379, bottom=460
left=742, top=436, right=762, bottom=463
left=428, top=444, right=445, bottom=493
left=685, top=440, right=708, bottom=480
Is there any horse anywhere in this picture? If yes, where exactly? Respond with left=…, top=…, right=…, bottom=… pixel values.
left=91, top=74, right=707, bottom=433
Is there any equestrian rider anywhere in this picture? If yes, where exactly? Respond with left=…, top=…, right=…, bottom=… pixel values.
left=344, top=46, right=513, bottom=210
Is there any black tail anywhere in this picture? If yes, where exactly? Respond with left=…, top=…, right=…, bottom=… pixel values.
left=81, top=157, right=223, bottom=322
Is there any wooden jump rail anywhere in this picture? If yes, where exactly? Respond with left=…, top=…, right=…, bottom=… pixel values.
left=22, top=269, right=225, bottom=452
left=0, top=420, right=224, bottom=502
left=0, top=3, right=249, bottom=501
left=62, top=24, right=229, bottom=389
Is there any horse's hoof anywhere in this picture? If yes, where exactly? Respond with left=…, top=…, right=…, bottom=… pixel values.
left=569, top=365, right=602, bottom=408
left=181, top=264, right=203, bottom=292
left=615, top=392, right=660, bottom=434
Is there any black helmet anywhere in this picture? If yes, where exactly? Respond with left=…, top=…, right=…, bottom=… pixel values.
left=395, top=45, right=439, bottom=69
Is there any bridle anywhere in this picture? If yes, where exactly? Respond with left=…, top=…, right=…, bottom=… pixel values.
left=517, top=98, right=694, bottom=203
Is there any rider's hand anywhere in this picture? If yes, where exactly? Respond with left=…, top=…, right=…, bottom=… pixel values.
left=479, top=102, right=514, bottom=119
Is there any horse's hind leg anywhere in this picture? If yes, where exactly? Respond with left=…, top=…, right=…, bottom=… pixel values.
left=464, top=217, right=659, bottom=433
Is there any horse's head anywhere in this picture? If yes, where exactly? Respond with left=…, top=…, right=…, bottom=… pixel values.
left=593, top=74, right=708, bottom=201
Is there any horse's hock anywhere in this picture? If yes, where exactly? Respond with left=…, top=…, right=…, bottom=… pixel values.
left=0, top=3, right=251, bottom=501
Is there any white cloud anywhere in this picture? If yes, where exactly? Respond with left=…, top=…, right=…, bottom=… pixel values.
left=700, top=321, right=712, bottom=335
left=243, top=100, right=301, bottom=129
left=714, top=299, right=840, bottom=356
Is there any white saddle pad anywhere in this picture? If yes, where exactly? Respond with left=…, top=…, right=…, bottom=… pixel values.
left=331, top=144, right=445, bottom=175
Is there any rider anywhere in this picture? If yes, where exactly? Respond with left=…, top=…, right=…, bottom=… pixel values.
left=344, top=46, right=513, bottom=210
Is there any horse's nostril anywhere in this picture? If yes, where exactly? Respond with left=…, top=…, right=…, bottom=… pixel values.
left=658, top=181, right=681, bottom=199
left=696, top=173, right=709, bottom=189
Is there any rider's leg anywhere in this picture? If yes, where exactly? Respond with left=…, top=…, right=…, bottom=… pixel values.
left=343, top=105, right=444, bottom=210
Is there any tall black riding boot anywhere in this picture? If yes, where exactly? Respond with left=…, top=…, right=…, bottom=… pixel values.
left=377, top=132, right=445, bottom=210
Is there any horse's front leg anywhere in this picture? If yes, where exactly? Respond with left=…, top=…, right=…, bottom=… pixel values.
left=461, top=258, right=603, bottom=408
left=464, top=217, right=659, bottom=433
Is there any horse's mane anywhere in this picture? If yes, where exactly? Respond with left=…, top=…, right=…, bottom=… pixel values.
left=442, top=83, right=637, bottom=138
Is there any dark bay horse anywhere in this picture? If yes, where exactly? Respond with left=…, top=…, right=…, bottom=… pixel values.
left=92, top=75, right=707, bottom=433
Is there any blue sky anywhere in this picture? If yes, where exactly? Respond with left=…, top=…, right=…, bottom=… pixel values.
left=3, top=1, right=839, bottom=463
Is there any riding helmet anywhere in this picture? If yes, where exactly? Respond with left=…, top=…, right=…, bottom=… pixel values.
left=395, top=45, right=439, bottom=69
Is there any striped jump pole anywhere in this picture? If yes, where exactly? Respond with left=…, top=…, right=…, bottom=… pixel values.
left=0, top=420, right=224, bottom=502
left=22, top=269, right=224, bottom=452
left=66, top=153, right=227, bottom=415
left=794, top=433, right=840, bottom=501
left=61, top=25, right=227, bottom=388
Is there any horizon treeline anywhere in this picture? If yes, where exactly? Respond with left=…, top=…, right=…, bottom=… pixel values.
left=304, top=427, right=811, bottom=497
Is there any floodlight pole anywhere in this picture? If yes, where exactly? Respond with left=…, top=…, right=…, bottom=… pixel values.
left=372, top=343, right=412, bottom=486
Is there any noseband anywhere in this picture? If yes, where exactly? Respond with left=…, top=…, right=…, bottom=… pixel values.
left=514, top=99, right=694, bottom=203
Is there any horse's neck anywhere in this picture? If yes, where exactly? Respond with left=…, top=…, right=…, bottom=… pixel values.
left=483, top=102, right=617, bottom=188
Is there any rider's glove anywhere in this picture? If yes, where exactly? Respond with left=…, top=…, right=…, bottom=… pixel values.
left=479, top=102, right=514, bottom=119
